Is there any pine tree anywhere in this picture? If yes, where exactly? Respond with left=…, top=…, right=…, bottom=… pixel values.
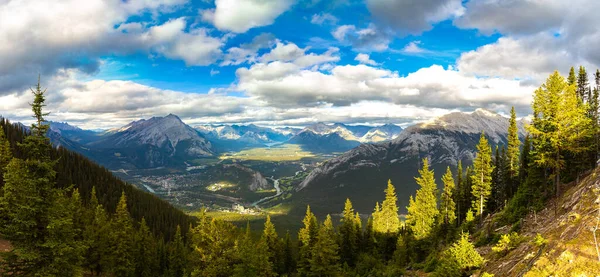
left=0, top=78, right=59, bottom=274
left=507, top=107, right=521, bottom=192
left=528, top=71, right=592, bottom=204
left=42, top=188, right=86, bottom=275
left=440, top=166, right=457, bottom=226
left=455, top=160, right=463, bottom=225
left=110, top=192, right=135, bottom=276
left=373, top=180, right=400, bottom=234
left=578, top=66, right=589, bottom=102
left=262, top=215, right=283, bottom=274
left=434, top=232, right=484, bottom=276
left=282, top=231, right=295, bottom=274
left=339, top=199, right=359, bottom=266
left=85, top=204, right=111, bottom=275
left=406, top=158, right=439, bottom=240
left=568, top=66, right=577, bottom=86
left=234, top=223, right=274, bottom=277
left=298, top=206, right=319, bottom=276
left=309, top=215, right=340, bottom=276
left=168, top=225, right=188, bottom=277
left=0, top=125, right=11, bottom=187
left=135, top=218, right=158, bottom=277
left=471, top=132, right=494, bottom=222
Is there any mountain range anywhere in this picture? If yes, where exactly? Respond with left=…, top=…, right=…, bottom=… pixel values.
left=284, top=109, right=528, bottom=217
left=42, top=115, right=402, bottom=169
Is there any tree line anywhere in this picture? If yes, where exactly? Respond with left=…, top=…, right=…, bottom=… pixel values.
left=1, top=66, right=599, bottom=276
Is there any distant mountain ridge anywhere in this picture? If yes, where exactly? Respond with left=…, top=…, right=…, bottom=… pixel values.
left=287, top=122, right=403, bottom=153
left=286, top=109, right=527, bottom=217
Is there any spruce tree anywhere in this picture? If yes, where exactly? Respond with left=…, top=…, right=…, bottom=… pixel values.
left=568, top=66, right=577, bottom=86
left=0, top=78, right=59, bottom=274
left=309, top=215, right=340, bottom=276
left=406, top=158, right=439, bottom=240
left=110, top=192, right=135, bottom=276
left=234, top=223, right=274, bottom=277
left=339, top=199, right=359, bottom=266
left=455, top=160, right=463, bottom=225
left=578, top=65, right=589, bottom=101
left=282, top=231, right=295, bottom=274
left=42, top=188, right=86, bottom=275
left=528, top=71, right=592, bottom=204
left=507, top=107, right=521, bottom=191
left=135, top=218, right=158, bottom=277
left=298, top=206, right=318, bottom=276
left=0, top=125, right=11, bottom=187
left=440, top=166, right=457, bottom=226
left=262, top=215, right=283, bottom=274
left=379, top=180, right=400, bottom=234
left=471, top=132, right=494, bottom=222
left=168, top=225, right=188, bottom=277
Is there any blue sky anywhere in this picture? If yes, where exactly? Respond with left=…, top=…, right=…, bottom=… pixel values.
left=0, top=0, right=597, bottom=129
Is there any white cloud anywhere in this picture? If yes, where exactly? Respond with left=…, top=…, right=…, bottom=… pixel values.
left=354, top=53, right=378, bottom=66
left=454, top=0, right=600, bottom=81
left=145, top=18, right=224, bottom=66
left=0, top=0, right=223, bottom=94
left=367, top=0, right=464, bottom=35
left=210, top=69, right=220, bottom=76
left=221, top=33, right=276, bottom=66
left=310, top=13, right=338, bottom=25
left=200, top=0, right=295, bottom=33
left=402, top=41, right=426, bottom=54
left=332, top=24, right=391, bottom=51
left=235, top=59, right=534, bottom=113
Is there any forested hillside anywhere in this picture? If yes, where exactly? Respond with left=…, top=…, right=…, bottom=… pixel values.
left=2, top=67, right=600, bottom=276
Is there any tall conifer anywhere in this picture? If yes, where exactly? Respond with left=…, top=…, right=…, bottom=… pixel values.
left=471, top=132, right=494, bottom=222
left=406, top=158, right=439, bottom=240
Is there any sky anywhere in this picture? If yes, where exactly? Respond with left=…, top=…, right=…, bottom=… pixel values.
left=0, top=0, right=598, bottom=130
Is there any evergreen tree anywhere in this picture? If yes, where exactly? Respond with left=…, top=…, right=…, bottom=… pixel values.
left=434, top=232, right=484, bottom=277
left=471, top=132, right=494, bottom=222
left=309, top=215, right=340, bottom=276
left=373, top=180, right=400, bottom=234
left=0, top=125, right=11, bottom=187
left=507, top=106, right=521, bottom=195
left=363, top=216, right=375, bottom=252
left=455, top=160, right=463, bottom=225
left=282, top=231, right=295, bottom=274
left=339, top=199, right=359, bottom=266
left=528, top=71, right=592, bottom=203
left=261, top=215, right=283, bottom=274
left=568, top=66, right=577, bottom=86
left=42, top=188, right=86, bottom=275
left=578, top=65, right=589, bottom=101
left=110, top=192, right=135, bottom=277
left=298, top=206, right=319, bottom=276
left=233, top=223, right=274, bottom=277
left=406, top=158, right=439, bottom=240
left=168, top=225, right=188, bottom=277
left=85, top=204, right=111, bottom=275
left=135, top=218, right=158, bottom=277
left=0, top=78, right=59, bottom=275
left=440, top=166, right=457, bottom=226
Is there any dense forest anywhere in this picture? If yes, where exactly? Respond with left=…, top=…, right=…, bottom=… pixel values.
left=1, top=66, right=600, bottom=276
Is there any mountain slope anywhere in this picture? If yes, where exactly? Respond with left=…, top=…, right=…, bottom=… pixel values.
left=90, top=114, right=212, bottom=168
left=287, top=129, right=361, bottom=153
left=479, top=167, right=600, bottom=276
left=196, top=124, right=296, bottom=151
left=0, top=118, right=193, bottom=240
left=290, top=109, right=527, bottom=217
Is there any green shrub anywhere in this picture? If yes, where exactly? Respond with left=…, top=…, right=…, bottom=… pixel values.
left=481, top=272, right=494, bottom=277
left=533, top=233, right=547, bottom=247
left=434, top=232, right=485, bottom=277
left=492, top=232, right=523, bottom=255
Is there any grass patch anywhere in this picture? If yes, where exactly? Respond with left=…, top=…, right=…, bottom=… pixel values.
left=219, top=144, right=315, bottom=162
